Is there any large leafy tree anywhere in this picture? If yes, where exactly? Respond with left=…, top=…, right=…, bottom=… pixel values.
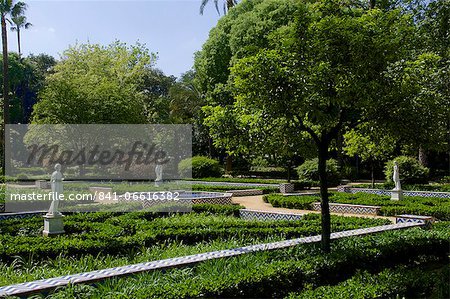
left=0, top=53, right=56, bottom=123
left=379, top=0, right=450, bottom=167
left=344, top=124, right=396, bottom=187
left=32, top=42, right=156, bottom=124
left=196, top=0, right=299, bottom=171
left=197, top=0, right=416, bottom=252
left=1, top=0, right=26, bottom=174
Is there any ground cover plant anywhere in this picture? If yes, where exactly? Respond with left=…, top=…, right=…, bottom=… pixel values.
left=265, top=192, right=450, bottom=220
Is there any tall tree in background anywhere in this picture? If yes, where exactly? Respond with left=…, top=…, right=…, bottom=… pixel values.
left=10, top=1, right=31, bottom=56
left=200, top=0, right=237, bottom=15
left=0, top=0, right=13, bottom=175
left=32, top=42, right=155, bottom=124
left=0, top=0, right=14, bottom=126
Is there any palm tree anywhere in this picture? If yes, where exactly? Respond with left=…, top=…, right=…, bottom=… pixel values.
left=0, top=0, right=14, bottom=126
left=10, top=1, right=31, bottom=56
left=0, top=0, right=12, bottom=177
left=200, top=0, right=237, bottom=15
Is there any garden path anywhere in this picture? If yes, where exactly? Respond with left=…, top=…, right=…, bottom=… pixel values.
left=232, top=195, right=396, bottom=222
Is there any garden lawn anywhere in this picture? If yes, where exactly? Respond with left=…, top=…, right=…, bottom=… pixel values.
left=265, top=192, right=450, bottom=220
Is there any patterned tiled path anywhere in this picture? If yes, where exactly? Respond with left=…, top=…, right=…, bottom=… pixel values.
left=233, top=195, right=396, bottom=222
left=0, top=222, right=423, bottom=297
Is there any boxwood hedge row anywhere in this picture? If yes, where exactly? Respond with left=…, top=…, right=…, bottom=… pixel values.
left=45, top=225, right=450, bottom=298
left=0, top=210, right=389, bottom=262
left=265, top=192, right=450, bottom=220
left=288, top=263, right=449, bottom=299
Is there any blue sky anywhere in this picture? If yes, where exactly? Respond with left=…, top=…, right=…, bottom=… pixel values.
left=15, top=0, right=222, bottom=77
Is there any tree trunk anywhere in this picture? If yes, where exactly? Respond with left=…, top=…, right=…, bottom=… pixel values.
left=318, top=141, right=331, bottom=253
left=336, top=133, right=344, bottom=168
left=369, top=0, right=376, bottom=8
left=17, top=28, right=20, bottom=56
left=371, top=160, right=375, bottom=189
left=418, top=146, right=428, bottom=167
left=287, top=159, right=291, bottom=183
left=226, top=155, right=232, bottom=173
left=1, top=13, right=9, bottom=176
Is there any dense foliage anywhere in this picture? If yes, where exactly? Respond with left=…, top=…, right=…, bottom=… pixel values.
left=296, top=159, right=340, bottom=186
left=0, top=210, right=387, bottom=262
left=35, top=225, right=450, bottom=298
left=385, top=156, right=430, bottom=184
left=178, top=156, right=222, bottom=178
left=289, top=264, right=449, bottom=299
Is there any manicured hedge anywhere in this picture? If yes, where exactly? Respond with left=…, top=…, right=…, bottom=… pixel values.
left=190, top=177, right=285, bottom=184
left=0, top=211, right=388, bottom=262
left=265, top=192, right=450, bottom=220
left=46, top=226, right=450, bottom=298
left=352, top=182, right=450, bottom=192
left=288, top=264, right=450, bottom=299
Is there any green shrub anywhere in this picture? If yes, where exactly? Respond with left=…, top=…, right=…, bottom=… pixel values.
left=296, top=158, right=340, bottom=186
left=264, top=194, right=318, bottom=210
left=440, top=176, right=450, bottom=184
left=178, top=156, right=222, bottom=178
left=289, top=264, right=450, bottom=299
left=384, top=156, right=429, bottom=185
left=16, top=173, right=29, bottom=181
left=192, top=204, right=243, bottom=216
left=0, top=212, right=388, bottom=262
left=47, top=227, right=450, bottom=298
left=265, top=192, right=450, bottom=220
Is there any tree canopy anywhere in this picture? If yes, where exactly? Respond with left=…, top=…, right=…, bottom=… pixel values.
left=195, top=0, right=430, bottom=251
left=32, top=42, right=156, bottom=124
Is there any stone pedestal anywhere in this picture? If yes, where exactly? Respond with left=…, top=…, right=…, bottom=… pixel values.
left=43, top=214, right=65, bottom=237
left=35, top=180, right=50, bottom=189
left=391, top=189, right=403, bottom=201
left=155, top=180, right=162, bottom=187
left=280, top=183, right=295, bottom=194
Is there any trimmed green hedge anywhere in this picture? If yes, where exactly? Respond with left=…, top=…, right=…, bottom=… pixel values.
left=265, top=192, right=450, bottom=220
left=288, top=264, right=450, bottom=299
left=46, top=226, right=450, bottom=298
left=0, top=211, right=388, bottom=262
left=352, top=182, right=450, bottom=192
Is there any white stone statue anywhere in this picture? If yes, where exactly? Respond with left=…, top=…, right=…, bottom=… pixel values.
left=48, top=164, right=63, bottom=216
left=392, top=161, right=401, bottom=191
left=155, top=164, right=163, bottom=182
